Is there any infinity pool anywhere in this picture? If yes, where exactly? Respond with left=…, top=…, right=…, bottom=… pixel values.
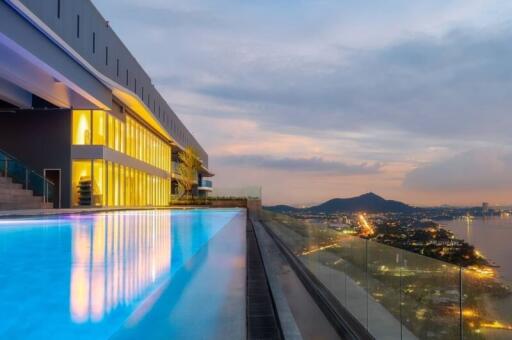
left=0, top=209, right=246, bottom=339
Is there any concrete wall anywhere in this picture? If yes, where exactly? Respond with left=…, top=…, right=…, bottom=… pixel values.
left=210, top=199, right=262, bottom=210
left=0, top=108, right=72, bottom=207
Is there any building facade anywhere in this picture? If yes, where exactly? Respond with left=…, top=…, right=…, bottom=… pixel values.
left=0, top=0, right=212, bottom=208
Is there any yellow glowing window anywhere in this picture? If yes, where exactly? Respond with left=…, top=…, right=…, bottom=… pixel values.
left=114, top=163, right=119, bottom=206
left=126, top=167, right=131, bottom=206
left=120, top=165, right=125, bottom=207
left=107, top=162, right=114, bottom=207
left=72, top=160, right=92, bottom=206
left=120, top=121, right=125, bottom=153
left=92, top=111, right=106, bottom=145
left=93, top=160, right=105, bottom=206
left=72, top=110, right=91, bottom=145
left=114, top=119, right=120, bottom=151
left=108, top=116, right=115, bottom=149
left=126, top=119, right=132, bottom=157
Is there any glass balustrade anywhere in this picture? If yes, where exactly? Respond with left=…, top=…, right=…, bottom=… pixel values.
left=259, top=210, right=512, bottom=340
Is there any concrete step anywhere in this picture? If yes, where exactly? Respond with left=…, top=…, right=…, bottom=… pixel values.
left=0, top=195, right=43, bottom=203
left=0, top=188, right=34, bottom=196
left=0, top=201, right=52, bottom=210
left=0, top=175, right=54, bottom=211
left=0, top=182, right=23, bottom=190
left=0, top=176, right=12, bottom=184
left=41, top=202, right=54, bottom=209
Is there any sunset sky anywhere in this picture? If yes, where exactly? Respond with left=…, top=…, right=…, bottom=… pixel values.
left=94, top=0, right=512, bottom=206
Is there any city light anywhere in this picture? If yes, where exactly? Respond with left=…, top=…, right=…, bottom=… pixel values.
left=466, top=265, right=497, bottom=279
left=358, top=214, right=375, bottom=237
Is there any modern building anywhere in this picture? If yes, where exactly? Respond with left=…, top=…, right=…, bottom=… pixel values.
left=0, top=0, right=213, bottom=208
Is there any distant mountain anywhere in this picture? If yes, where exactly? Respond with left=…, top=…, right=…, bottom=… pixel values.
left=265, top=192, right=416, bottom=214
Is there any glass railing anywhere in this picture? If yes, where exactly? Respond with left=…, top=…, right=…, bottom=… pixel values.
left=199, top=179, right=212, bottom=188
left=0, top=149, right=54, bottom=204
left=211, top=186, right=262, bottom=200
left=259, top=210, right=512, bottom=340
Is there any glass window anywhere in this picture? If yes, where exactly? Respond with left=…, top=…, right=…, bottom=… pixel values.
left=72, top=160, right=92, bottom=207
left=126, top=118, right=132, bottom=157
left=108, top=161, right=114, bottom=207
left=72, top=110, right=91, bottom=145
left=93, top=160, right=105, bottom=206
left=115, top=119, right=120, bottom=151
left=108, top=115, right=115, bottom=149
left=114, top=163, right=119, bottom=206
left=120, top=120, right=125, bottom=153
left=92, top=111, right=106, bottom=145
left=120, top=165, right=125, bottom=207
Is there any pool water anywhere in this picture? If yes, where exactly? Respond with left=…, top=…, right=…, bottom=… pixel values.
left=0, top=209, right=244, bottom=339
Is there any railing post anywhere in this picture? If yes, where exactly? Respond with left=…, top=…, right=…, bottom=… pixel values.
left=460, top=267, right=463, bottom=339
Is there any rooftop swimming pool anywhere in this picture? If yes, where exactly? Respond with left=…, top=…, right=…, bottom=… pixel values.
left=0, top=208, right=246, bottom=339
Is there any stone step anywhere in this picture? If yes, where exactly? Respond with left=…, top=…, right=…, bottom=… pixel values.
left=0, top=194, right=43, bottom=203
left=0, top=182, right=23, bottom=190
left=0, top=201, right=52, bottom=210
left=0, top=188, right=34, bottom=196
left=0, top=176, right=12, bottom=184
left=0, top=174, right=54, bottom=211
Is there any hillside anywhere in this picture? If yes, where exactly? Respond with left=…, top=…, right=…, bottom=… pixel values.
left=265, top=192, right=415, bottom=214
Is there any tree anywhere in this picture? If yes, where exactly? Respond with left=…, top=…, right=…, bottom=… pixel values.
left=175, top=146, right=201, bottom=199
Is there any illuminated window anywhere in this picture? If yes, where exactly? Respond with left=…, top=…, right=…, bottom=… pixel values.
left=93, top=160, right=105, bottom=206
left=107, top=162, right=114, bottom=207
left=72, top=110, right=91, bottom=145
left=120, top=165, right=125, bottom=207
left=114, top=119, right=120, bottom=151
left=92, top=111, right=106, bottom=145
left=120, top=121, right=125, bottom=153
left=108, top=115, right=115, bottom=149
left=72, top=160, right=92, bottom=207
left=114, top=163, right=119, bottom=206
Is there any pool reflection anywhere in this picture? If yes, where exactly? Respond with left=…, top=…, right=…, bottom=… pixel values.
left=69, top=212, right=172, bottom=323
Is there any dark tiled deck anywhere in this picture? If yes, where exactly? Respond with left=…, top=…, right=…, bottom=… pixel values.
left=247, top=220, right=282, bottom=339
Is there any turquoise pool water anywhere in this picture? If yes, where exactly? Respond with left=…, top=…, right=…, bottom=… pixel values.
left=0, top=209, right=244, bottom=339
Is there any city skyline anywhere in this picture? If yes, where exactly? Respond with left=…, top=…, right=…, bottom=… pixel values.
left=95, top=0, right=512, bottom=206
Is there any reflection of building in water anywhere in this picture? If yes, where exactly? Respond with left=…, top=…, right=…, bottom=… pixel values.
left=70, top=212, right=171, bottom=323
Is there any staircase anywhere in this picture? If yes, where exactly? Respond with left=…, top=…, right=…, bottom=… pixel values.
left=0, top=176, right=53, bottom=210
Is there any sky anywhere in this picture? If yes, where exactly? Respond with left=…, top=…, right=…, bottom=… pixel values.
left=93, top=0, right=512, bottom=207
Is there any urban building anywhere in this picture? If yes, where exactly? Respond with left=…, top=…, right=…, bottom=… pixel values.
left=0, top=0, right=213, bottom=208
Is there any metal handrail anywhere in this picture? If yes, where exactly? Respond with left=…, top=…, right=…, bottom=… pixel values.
left=0, top=148, right=55, bottom=204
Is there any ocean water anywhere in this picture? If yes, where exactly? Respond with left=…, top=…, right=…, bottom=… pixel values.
left=442, top=216, right=512, bottom=281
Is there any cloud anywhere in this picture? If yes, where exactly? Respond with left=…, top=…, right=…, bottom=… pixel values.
left=194, top=25, right=512, bottom=145
left=92, top=0, right=512, bottom=204
left=218, top=155, right=382, bottom=175
left=402, top=149, right=512, bottom=192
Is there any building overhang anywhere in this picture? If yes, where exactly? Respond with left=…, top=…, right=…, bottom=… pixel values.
left=4, top=0, right=214, bottom=174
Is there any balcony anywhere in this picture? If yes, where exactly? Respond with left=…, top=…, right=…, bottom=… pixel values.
left=198, top=179, right=213, bottom=191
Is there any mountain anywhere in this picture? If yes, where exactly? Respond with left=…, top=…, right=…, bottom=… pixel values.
left=265, top=192, right=415, bottom=214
